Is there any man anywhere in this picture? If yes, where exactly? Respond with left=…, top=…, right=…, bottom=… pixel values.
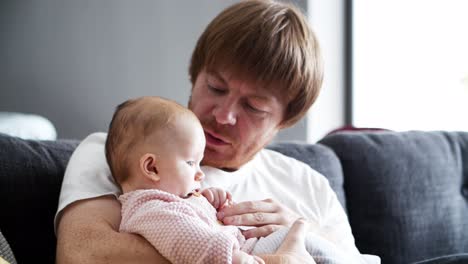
left=55, top=1, right=359, bottom=263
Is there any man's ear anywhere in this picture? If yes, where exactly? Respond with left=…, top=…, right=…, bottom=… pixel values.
left=140, top=153, right=160, bottom=182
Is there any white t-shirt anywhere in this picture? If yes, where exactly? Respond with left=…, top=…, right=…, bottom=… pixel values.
left=56, top=132, right=359, bottom=254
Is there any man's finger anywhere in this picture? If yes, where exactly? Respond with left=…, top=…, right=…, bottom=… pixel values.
left=219, top=199, right=277, bottom=217
left=253, top=255, right=266, bottom=264
left=241, top=224, right=282, bottom=239
left=276, top=218, right=309, bottom=253
left=222, top=212, right=284, bottom=226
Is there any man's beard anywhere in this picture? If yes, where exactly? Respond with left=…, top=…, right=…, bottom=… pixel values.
left=200, top=117, right=246, bottom=170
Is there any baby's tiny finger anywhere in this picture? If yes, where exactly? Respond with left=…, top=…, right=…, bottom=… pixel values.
left=202, top=189, right=214, bottom=203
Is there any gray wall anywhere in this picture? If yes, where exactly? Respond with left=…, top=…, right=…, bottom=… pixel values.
left=0, top=0, right=307, bottom=141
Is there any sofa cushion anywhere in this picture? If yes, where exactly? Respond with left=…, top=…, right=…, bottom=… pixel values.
left=413, top=253, right=468, bottom=264
left=0, top=133, right=79, bottom=264
left=268, top=142, right=346, bottom=208
left=319, top=131, right=468, bottom=264
left=0, top=230, right=16, bottom=264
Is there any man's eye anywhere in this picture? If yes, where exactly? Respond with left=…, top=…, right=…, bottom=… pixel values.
left=186, top=161, right=195, bottom=166
left=208, top=85, right=225, bottom=95
left=245, top=102, right=267, bottom=114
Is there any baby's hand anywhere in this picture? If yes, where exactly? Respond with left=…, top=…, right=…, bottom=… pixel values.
left=232, top=251, right=265, bottom=264
left=201, top=187, right=233, bottom=210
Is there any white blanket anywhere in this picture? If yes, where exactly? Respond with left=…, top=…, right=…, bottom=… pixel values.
left=252, top=228, right=380, bottom=264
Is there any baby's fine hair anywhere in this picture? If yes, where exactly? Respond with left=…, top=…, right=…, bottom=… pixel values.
left=105, top=96, right=196, bottom=184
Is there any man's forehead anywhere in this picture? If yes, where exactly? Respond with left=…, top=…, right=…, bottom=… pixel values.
left=205, top=69, right=283, bottom=102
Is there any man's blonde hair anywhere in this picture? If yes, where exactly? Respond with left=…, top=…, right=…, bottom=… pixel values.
left=189, top=0, right=323, bottom=127
left=105, top=96, right=196, bottom=184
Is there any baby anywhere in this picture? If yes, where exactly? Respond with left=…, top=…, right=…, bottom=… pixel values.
left=105, top=96, right=263, bottom=264
left=105, top=96, right=380, bottom=264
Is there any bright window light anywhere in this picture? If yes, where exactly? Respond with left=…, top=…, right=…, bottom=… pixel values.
left=353, top=0, right=468, bottom=131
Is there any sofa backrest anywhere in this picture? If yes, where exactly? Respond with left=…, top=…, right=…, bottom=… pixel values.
left=0, top=133, right=344, bottom=263
left=3, top=131, right=467, bottom=264
left=320, top=131, right=468, bottom=264
left=0, top=133, right=79, bottom=264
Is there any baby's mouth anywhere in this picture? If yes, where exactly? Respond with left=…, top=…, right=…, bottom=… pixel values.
left=182, top=188, right=201, bottom=199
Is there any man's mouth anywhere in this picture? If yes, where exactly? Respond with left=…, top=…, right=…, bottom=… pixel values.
left=205, top=131, right=230, bottom=146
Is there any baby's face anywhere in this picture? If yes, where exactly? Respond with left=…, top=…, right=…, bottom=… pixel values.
left=154, top=115, right=206, bottom=197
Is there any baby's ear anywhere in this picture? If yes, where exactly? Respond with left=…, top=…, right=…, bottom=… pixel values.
left=140, top=153, right=160, bottom=182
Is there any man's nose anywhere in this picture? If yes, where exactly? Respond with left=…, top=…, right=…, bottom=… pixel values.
left=212, top=101, right=237, bottom=125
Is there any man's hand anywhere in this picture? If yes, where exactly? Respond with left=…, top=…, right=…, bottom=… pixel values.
left=216, top=198, right=301, bottom=238
left=259, top=218, right=316, bottom=264
left=201, top=187, right=233, bottom=210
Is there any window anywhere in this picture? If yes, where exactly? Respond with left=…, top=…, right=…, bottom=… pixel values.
left=351, top=0, right=468, bottom=131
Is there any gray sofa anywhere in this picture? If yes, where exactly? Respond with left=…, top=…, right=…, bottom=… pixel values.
left=1, top=131, right=467, bottom=264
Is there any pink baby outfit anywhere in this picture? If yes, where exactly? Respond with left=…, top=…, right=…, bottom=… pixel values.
left=119, top=189, right=255, bottom=264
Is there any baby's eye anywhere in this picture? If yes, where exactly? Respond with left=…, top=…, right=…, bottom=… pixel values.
left=186, top=161, right=195, bottom=166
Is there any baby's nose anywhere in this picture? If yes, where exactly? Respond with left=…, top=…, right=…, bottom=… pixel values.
left=195, top=170, right=205, bottom=181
